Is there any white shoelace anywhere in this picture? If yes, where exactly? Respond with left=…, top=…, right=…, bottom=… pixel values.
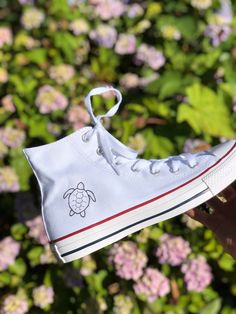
left=83, top=86, right=199, bottom=175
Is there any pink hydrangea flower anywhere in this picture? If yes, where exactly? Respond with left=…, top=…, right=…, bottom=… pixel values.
left=133, top=267, right=170, bottom=302
left=1, top=95, right=16, bottom=113
left=108, top=241, right=148, bottom=280
left=120, top=73, right=140, bottom=89
left=35, top=85, right=68, bottom=113
left=89, top=24, right=117, bottom=48
left=0, top=294, right=28, bottom=314
left=21, top=8, right=44, bottom=30
left=0, top=127, right=25, bottom=148
left=0, top=167, right=20, bottom=193
left=25, top=215, right=48, bottom=245
left=69, top=19, right=90, bottom=35
left=66, top=105, right=90, bottom=130
left=126, top=3, right=144, bottom=18
left=92, top=0, right=125, bottom=20
left=181, top=256, right=213, bottom=292
left=32, top=285, right=54, bottom=309
left=115, top=34, right=136, bottom=55
left=154, top=233, right=191, bottom=266
left=135, top=44, right=165, bottom=70
left=0, top=68, right=8, bottom=83
left=0, top=27, right=12, bottom=48
left=0, top=237, right=20, bottom=271
left=48, top=64, right=75, bottom=84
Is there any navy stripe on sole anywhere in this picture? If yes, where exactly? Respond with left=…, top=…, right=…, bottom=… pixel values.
left=61, top=187, right=209, bottom=257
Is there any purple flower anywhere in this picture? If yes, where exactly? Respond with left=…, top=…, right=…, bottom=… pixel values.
left=89, top=24, right=117, bottom=48
left=135, top=44, right=165, bottom=70
left=204, top=0, right=232, bottom=46
left=108, top=241, right=147, bottom=280
left=18, top=0, right=34, bottom=4
left=92, top=0, right=125, bottom=20
left=0, top=127, right=25, bottom=148
left=233, top=96, right=236, bottom=112
left=133, top=267, right=170, bottom=302
left=0, top=294, right=28, bottom=314
left=35, top=85, right=68, bottom=113
left=183, top=139, right=211, bottom=154
left=32, top=285, right=54, bottom=309
left=115, top=34, right=136, bottom=55
left=205, top=24, right=231, bottom=46
left=0, top=167, right=20, bottom=193
left=25, top=215, right=48, bottom=245
left=154, top=233, right=191, bottom=266
left=181, top=256, right=213, bottom=292
left=126, top=3, right=144, bottom=18
left=0, top=237, right=20, bottom=271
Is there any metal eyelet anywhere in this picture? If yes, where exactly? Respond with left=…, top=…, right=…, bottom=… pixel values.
left=96, top=146, right=103, bottom=156
left=131, top=160, right=140, bottom=172
left=150, top=168, right=160, bottom=175
left=149, top=163, right=160, bottom=175
left=189, top=161, right=199, bottom=169
left=82, top=132, right=90, bottom=143
left=169, top=167, right=180, bottom=173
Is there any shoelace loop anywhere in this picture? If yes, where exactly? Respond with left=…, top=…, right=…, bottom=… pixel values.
left=84, top=86, right=138, bottom=175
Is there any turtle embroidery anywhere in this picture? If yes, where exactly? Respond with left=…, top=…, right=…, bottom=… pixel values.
left=63, top=182, right=96, bottom=217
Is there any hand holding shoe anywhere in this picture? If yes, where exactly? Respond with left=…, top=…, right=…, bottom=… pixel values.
left=186, top=185, right=236, bottom=260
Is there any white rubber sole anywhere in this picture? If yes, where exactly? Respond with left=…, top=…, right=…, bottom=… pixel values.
left=51, top=143, right=236, bottom=263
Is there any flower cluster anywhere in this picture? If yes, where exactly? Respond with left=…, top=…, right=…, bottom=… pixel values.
left=133, top=267, right=170, bottom=302
left=154, top=234, right=191, bottom=266
left=181, top=256, right=213, bottom=292
left=108, top=241, right=148, bottom=280
left=0, top=167, right=20, bottom=193
left=32, top=285, right=54, bottom=309
left=35, top=85, right=68, bottom=113
left=0, top=127, right=25, bottom=148
left=25, top=215, right=48, bottom=245
left=0, top=237, right=20, bottom=271
left=0, top=295, right=28, bottom=314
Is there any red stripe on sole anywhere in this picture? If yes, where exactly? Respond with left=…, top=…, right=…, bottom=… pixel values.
left=51, top=142, right=236, bottom=244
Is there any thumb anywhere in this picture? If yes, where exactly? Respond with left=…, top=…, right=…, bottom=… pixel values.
left=185, top=208, right=214, bottom=228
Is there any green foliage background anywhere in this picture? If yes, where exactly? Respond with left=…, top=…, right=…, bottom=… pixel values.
left=0, top=0, right=236, bottom=313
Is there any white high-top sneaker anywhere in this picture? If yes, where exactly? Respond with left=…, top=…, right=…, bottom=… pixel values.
left=23, top=86, right=236, bottom=263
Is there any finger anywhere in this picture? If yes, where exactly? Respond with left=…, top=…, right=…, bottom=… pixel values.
left=206, top=197, right=225, bottom=211
left=185, top=208, right=213, bottom=227
left=220, top=185, right=236, bottom=201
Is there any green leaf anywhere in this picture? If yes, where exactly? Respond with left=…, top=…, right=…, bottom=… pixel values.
left=28, top=115, right=55, bottom=142
left=218, top=253, right=235, bottom=271
left=11, top=223, right=28, bottom=240
left=10, top=148, right=32, bottom=191
left=177, top=83, right=235, bottom=138
left=53, top=32, right=78, bottom=63
left=149, top=227, right=163, bottom=240
left=27, top=246, right=44, bottom=267
left=199, top=298, right=222, bottom=314
left=143, top=98, right=171, bottom=118
left=9, top=258, right=27, bottom=277
left=25, top=48, right=47, bottom=65
left=0, top=272, right=11, bottom=287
